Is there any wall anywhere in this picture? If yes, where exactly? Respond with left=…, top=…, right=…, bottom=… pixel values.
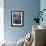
left=4, top=0, right=40, bottom=42
left=40, top=0, right=46, bottom=27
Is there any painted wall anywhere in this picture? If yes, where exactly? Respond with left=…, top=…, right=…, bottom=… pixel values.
left=40, top=0, right=46, bottom=27
left=4, top=0, right=40, bottom=42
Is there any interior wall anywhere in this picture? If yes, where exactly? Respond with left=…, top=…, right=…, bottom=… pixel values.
left=40, top=0, right=46, bottom=27
left=4, top=0, right=40, bottom=42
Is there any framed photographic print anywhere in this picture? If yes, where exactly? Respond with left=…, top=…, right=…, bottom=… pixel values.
left=11, top=11, right=24, bottom=27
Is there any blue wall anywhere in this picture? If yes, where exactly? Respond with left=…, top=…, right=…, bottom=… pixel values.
left=4, top=0, right=40, bottom=42
left=40, top=0, right=46, bottom=27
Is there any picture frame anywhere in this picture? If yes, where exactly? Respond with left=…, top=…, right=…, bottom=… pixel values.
left=11, top=11, right=24, bottom=27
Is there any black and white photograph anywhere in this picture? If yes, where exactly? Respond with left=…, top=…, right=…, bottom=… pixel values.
left=11, top=11, right=24, bottom=27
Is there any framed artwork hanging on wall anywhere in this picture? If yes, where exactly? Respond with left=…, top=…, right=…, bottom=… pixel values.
left=11, top=11, right=24, bottom=27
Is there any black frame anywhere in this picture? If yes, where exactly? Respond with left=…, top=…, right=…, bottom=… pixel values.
left=11, top=11, right=24, bottom=27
